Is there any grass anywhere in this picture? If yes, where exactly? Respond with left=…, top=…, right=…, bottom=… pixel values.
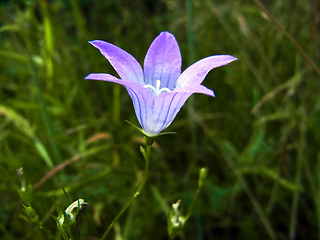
left=0, top=0, right=319, bottom=239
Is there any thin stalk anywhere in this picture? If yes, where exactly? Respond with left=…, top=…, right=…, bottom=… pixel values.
left=69, top=0, right=86, bottom=39
left=185, top=168, right=207, bottom=220
left=186, top=183, right=201, bottom=220
left=186, top=4, right=200, bottom=236
left=100, top=138, right=152, bottom=240
left=42, top=0, right=54, bottom=90
left=289, top=110, right=305, bottom=239
left=187, top=0, right=197, bottom=159
left=69, top=0, right=95, bottom=119
left=23, top=24, right=61, bottom=165
left=253, top=0, right=320, bottom=76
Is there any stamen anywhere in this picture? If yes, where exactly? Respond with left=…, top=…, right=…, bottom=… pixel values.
left=143, top=80, right=171, bottom=96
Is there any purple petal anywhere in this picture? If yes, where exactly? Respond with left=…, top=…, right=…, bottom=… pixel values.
left=144, top=84, right=216, bottom=135
left=176, top=55, right=237, bottom=88
left=143, top=31, right=181, bottom=90
left=174, top=85, right=215, bottom=97
left=144, top=92, right=192, bottom=135
left=89, top=40, right=144, bottom=84
left=85, top=73, right=153, bottom=129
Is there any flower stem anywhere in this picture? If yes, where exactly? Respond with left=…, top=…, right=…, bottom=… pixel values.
left=185, top=168, right=207, bottom=220
left=100, top=137, right=152, bottom=240
left=185, top=184, right=201, bottom=221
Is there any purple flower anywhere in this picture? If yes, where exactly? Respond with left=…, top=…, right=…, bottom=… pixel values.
left=85, top=31, right=237, bottom=137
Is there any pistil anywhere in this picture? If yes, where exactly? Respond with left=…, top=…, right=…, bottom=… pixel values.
left=143, top=80, right=171, bottom=96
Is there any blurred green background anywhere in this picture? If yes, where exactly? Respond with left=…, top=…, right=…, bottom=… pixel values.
left=1, top=0, right=320, bottom=239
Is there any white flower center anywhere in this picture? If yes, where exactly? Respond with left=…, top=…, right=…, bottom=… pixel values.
left=143, top=80, right=171, bottom=96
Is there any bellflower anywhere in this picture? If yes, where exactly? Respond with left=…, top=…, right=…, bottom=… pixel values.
left=85, top=31, right=237, bottom=136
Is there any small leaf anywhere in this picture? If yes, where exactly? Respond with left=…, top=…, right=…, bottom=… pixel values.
left=140, top=146, right=146, bottom=159
left=34, top=139, right=54, bottom=169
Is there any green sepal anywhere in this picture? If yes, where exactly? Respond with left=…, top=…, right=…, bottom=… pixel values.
left=125, top=120, right=176, bottom=138
left=153, top=131, right=176, bottom=137
left=57, top=210, right=76, bottom=227
left=21, top=203, right=40, bottom=224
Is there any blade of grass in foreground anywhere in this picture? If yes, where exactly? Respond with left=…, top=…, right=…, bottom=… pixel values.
left=0, top=105, right=54, bottom=168
left=20, top=18, right=62, bottom=165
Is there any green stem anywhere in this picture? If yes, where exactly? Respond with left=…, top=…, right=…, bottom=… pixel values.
left=186, top=168, right=207, bottom=220
left=186, top=185, right=201, bottom=220
left=289, top=109, right=305, bottom=239
left=100, top=137, right=152, bottom=240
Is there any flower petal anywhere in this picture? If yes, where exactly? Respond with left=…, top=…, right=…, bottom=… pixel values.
left=176, top=55, right=237, bottom=88
left=144, top=92, right=192, bottom=135
left=85, top=73, right=153, bottom=129
left=89, top=40, right=144, bottom=84
left=174, top=85, right=215, bottom=97
left=143, top=31, right=181, bottom=90
left=144, top=84, right=216, bottom=135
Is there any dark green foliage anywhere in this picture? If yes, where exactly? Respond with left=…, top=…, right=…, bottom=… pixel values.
left=0, top=0, right=319, bottom=239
